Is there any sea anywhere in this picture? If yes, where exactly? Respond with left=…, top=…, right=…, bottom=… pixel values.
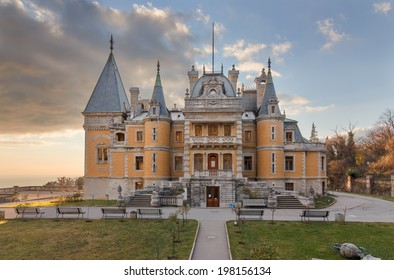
left=0, top=175, right=81, bottom=188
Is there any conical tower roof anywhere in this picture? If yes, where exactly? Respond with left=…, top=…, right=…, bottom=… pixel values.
left=258, top=58, right=281, bottom=115
left=83, top=37, right=130, bottom=114
left=150, top=61, right=169, bottom=117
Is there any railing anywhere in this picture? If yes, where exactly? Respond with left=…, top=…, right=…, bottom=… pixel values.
left=190, top=136, right=237, bottom=145
left=192, top=170, right=233, bottom=178
left=159, top=196, right=178, bottom=206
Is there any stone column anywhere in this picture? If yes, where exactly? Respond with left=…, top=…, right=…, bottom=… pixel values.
left=346, top=176, right=352, bottom=192
left=391, top=175, right=394, bottom=197
left=183, top=120, right=191, bottom=178
left=366, top=175, right=373, bottom=194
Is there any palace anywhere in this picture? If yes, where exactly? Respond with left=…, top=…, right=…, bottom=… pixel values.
left=82, top=39, right=327, bottom=207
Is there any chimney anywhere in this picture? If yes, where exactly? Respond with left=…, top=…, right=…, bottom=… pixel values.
left=187, top=65, right=199, bottom=93
left=228, top=64, right=239, bottom=91
left=129, top=87, right=140, bottom=118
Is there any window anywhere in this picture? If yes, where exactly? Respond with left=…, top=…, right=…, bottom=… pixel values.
left=321, top=156, right=326, bottom=172
left=116, top=132, right=125, bottom=142
left=243, top=156, right=252, bottom=171
left=175, top=156, right=183, bottom=171
left=223, top=154, right=232, bottom=171
left=224, top=125, right=231, bottom=136
left=271, top=152, right=276, bottom=174
left=152, top=127, right=157, bottom=141
left=175, top=131, right=183, bottom=142
left=97, top=147, right=108, bottom=163
left=285, top=131, right=293, bottom=143
left=152, top=107, right=157, bottom=115
left=135, top=182, right=143, bottom=190
left=152, top=153, right=157, bottom=173
left=195, top=125, right=202, bottom=136
left=285, top=183, right=294, bottom=191
left=135, top=156, right=144, bottom=171
left=136, top=131, right=143, bottom=142
left=270, top=126, right=276, bottom=141
left=285, top=156, right=294, bottom=171
left=271, top=106, right=275, bottom=114
left=244, top=130, right=252, bottom=142
left=194, top=154, right=203, bottom=171
left=208, top=124, right=218, bottom=136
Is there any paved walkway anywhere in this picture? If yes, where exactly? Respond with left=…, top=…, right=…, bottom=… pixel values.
left=1, top=192, right=393, bottom=260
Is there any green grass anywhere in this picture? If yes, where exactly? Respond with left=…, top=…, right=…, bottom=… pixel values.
left=314, top=195, right=336, bottom=209
left=0, top=219, right=198, bottom=260
left=227, top=221, right=394, bottom=260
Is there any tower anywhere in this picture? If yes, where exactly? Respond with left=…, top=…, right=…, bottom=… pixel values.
left=143, top=61, right=171, bottom=187
left=82, top=36, right=131, bottom=199
left=256, top=58, right=285, bottom=185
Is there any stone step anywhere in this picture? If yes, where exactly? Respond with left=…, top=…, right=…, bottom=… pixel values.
left=125, top=194, right=152, bottom=207
left=276, top=195, right=305, bottom=209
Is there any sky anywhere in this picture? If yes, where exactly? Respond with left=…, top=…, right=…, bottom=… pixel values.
left=0, top=0, right=393, bottom=187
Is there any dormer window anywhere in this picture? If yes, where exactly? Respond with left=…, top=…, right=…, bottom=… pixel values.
left=152, top=107, right=157, bottom=115
left=271, top=106, right=275, bottom=114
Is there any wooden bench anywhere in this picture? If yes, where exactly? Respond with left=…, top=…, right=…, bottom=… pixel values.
left=101, top=207, right=128, bottom=218
left=243, top=199, right=266, bottom=208
left=300, top=210, right=330, bottom=221
left=15, top=207, right=45, bottom=219
left=236, top=208, right=264, bottom=220
left=137, top=208, right=163, bottom=219
left=56, top=207, right=85, bottom=218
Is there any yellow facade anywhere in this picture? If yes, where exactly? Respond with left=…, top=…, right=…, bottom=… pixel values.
left=83, top=47, right=327, bottom=203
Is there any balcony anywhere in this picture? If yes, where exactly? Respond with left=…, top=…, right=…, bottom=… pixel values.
left=190, top=136, right=237, bottom=147
left=192, top=170, right=233, bottom=178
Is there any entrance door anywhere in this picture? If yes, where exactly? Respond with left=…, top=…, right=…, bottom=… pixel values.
left=206, top=186, right=220, bottom=207
left=208, top=153, right=218, bottom=176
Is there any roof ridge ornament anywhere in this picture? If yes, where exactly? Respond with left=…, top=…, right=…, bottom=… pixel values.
left=157, top=60, right=160, bottom=74
left=268, top=57, right=271, bottom=71
left=110, top=34, right=114, bottom=53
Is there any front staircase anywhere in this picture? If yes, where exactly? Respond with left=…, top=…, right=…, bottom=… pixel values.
left=125, top=194, right=152, bottom=207
left=276, top=195, right=305, bottom=209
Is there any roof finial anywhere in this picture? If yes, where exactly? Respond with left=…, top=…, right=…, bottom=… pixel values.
left=110, top=34, right=114, bottom=53
left=268, top=57, right=271, bottom=71
left=157, top=60, right=160, bottom=74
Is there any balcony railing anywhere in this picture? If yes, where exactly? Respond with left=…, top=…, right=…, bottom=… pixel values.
left=192, top=170, right=233, bottom=178
left=190, top=136, right=237, bottom=145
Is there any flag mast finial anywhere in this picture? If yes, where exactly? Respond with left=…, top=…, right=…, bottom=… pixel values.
left=212, top=22, right=214, bottom=73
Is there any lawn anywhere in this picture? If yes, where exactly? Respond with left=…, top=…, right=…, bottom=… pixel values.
left=0, top=219, right=198, bottom=260
left=227, top=221, right=394, bottom=260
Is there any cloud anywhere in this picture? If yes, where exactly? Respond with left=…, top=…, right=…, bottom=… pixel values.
left=374, top=2, right=392, bottom=14
left=278, top=93, right=335, bottom=115
left=223, top=39, right=267, bottom=61
left=271, top=42, right=292, bottom=57
left=317, top=18, right=348, bottom=51
left=0, top=0, right=197, bottom=134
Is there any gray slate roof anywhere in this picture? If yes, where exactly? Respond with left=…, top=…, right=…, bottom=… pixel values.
left=150, top=71, right=169, bottom=117
left=84, top=53, right=130, bottom=113
left=258, top=70, right=281, bottom=115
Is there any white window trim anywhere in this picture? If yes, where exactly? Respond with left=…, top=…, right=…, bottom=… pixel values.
left=270, top=125, right=276, bottom=141
left=135, top=130, right=144, bottom=142
left=271, top=152, right=276, bottom=174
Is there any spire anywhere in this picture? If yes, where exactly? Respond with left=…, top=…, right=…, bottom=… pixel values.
left=266, top=57, right=273, bottom=84
left=258, top=58, right=281, bottom=116
left=150, top=61, right=168, bottom=117
left=83, top=37, right=130, bottom=114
